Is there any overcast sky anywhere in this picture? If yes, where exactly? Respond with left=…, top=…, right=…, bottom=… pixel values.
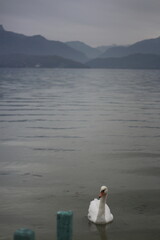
left=0, top=0, right=160, bottom=46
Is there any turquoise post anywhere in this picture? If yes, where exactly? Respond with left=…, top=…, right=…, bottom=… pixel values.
left=57, top=211, right=73, bottom=240
left=14, top=228, right=35, bottom=240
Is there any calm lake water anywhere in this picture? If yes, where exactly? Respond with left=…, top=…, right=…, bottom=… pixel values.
left=0, top=68, right=160, bottom=240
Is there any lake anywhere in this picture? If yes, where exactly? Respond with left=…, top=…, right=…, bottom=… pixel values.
left=0, top=68, right=160, bottom=240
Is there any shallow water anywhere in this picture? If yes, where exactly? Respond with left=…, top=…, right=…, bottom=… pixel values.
left=0, top=68, right=160, bottom=240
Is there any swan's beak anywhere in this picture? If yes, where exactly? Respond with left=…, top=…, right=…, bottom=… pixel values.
left=98, top=193, right=102, bottom=199
left=99, top=191, right=106, bottom=199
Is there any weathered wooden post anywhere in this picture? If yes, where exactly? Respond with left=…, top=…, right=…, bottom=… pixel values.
left=13, top=228, right=35, bottom=240
left=57, top=211, right=73, bottom=240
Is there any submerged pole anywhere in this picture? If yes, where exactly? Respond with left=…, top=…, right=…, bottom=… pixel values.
left=13, top=228, right=35, bottom=240
left=57, top=211, right=73, bottom=240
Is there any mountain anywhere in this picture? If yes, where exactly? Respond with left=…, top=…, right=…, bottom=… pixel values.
left=66, top=41, right=101, bottom=59
left=0, top=54, right=88, bottom=68
left=101, top=37, right=160, bottom=58
left=1, top=25, right=160, bottom=69
left=87, top=54, right=160, bottom=69
left=0, top=25, right=4, bottom=31
left=0, top=25, right=87, bottom=63
left=96, top=45, right=116, bottom=53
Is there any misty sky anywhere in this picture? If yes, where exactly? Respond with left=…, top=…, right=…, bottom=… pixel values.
left=0, top=0, right=160, bottom=46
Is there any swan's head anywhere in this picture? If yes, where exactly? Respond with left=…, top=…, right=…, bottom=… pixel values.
left=99, top=186, right=108, bottom=198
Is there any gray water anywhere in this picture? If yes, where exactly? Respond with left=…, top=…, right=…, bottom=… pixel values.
left=0, top=68, right=160, bottom=240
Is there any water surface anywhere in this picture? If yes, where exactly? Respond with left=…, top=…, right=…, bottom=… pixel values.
left=0, top=68, right=160, bottom=240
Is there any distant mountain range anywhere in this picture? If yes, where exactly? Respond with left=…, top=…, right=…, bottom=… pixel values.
left=0, top=25, right=87, bottom=63
left=87, top=54, right=160, bottom=69
left=0, top=54, right=87, bottom=68
left=0, top=25, right=160, bottom=69
left=101, top=37, right=160, bottom=58
left=66, top=41, right=102, bottom=59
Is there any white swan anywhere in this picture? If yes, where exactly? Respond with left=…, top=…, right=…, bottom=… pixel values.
left=88, top=186, right=113, bottom=224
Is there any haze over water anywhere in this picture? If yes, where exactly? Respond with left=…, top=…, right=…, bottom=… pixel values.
left=0, top=68, right=160, bottom=240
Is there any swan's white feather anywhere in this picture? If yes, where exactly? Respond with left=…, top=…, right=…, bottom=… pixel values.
left=88, top=198, right=113, bottom=224
left=88, top=198, right=99, bottom=223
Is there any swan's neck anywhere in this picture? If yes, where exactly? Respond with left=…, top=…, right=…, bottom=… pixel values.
left=96, top=195, right=107, bottom=223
